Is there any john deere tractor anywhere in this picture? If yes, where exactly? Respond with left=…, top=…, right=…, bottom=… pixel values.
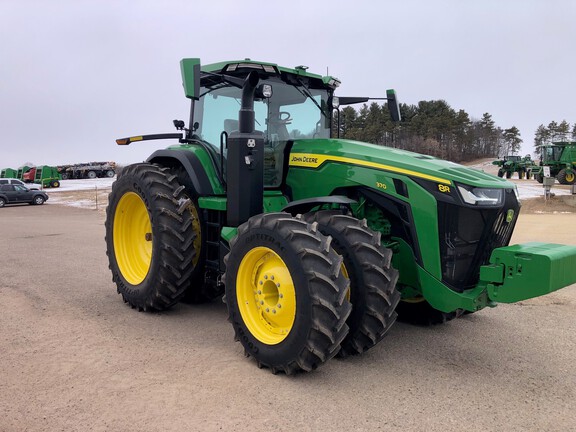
left=106, top=58, right=576, bottom=374
left=534, top=141, right=576, bottom=185
left=492, top=155, right=535, bottom=179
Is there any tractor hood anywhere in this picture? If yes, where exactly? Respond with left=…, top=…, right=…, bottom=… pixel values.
left=289, top=139, right=512, bottom=189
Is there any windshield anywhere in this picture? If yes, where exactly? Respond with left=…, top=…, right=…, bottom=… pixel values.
left=544, top=146, right=562, bottom=162
left=194, top=77, right=330, bottom=187
left=196, top=78, right=330, bottom=148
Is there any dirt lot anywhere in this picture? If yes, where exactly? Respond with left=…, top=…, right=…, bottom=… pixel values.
left=1, top=199, right=575, bottom=432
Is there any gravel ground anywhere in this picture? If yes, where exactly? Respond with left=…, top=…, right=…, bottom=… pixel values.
left=0, top=199, right=575, bottom=431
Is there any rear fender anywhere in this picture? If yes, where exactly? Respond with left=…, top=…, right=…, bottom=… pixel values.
left=147, top=149, right=224, bottom=196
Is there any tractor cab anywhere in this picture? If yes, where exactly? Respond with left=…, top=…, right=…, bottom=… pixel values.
left=540, top=143, right=564, bottom=163
left=194, top=61, right=335, bottom=187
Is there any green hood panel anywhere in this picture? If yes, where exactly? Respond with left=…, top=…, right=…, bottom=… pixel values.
left=289, top=139, right=512, bottom=188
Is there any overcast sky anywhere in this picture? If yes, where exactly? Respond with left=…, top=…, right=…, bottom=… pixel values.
left=1, top=0, right=574, bottom=169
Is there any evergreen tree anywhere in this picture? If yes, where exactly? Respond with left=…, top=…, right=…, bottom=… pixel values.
left=502, top=126, right=522, bottom=155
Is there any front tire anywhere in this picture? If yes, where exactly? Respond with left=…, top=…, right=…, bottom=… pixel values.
left=303, top=211, right=400, bottom=356
left=33, top=196, right=45, bottom=205
left=224, top=213, right=351, bottom=374
left=105, top=163, right=198, bottom=311
left=557, top=168, right=576, bottom=185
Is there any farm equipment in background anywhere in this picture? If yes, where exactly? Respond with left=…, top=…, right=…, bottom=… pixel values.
left=534, top=141, right=576, bottom=185
left=17, top=166, right=31, bottom=180
left=0, top=168, right=18, bottom=178
left=492, top=155, right=536, bottom=179
left=105, top=58, right=576, bottom=374
left=22, top=166, right=61, bottom=188
left=57, top=162, right=116, bottom=180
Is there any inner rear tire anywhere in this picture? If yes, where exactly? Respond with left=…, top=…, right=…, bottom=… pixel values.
left=303, top=211, right=400, bottom=356
left=105, top=163, right=198, bottom=311
left=224, top=212, right=351, bottom=374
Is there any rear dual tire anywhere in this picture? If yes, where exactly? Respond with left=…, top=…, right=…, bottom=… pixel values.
left=105, top=163, right=200, bottom=311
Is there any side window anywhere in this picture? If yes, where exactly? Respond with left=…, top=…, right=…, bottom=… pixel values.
left=280, top=96, right=324, bottom=139
left=0, top=179, right=7, bottom=184
left=1, top=185, right=12, bottom=191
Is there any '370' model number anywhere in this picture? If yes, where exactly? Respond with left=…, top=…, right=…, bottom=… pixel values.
left=376, top=182, right=387, bottom=190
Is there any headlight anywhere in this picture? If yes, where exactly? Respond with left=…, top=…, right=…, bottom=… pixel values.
left=457, top=185, right=504, bottom=206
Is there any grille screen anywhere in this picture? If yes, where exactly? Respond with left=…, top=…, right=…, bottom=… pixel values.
left=437, top=190, right=520, bottom=291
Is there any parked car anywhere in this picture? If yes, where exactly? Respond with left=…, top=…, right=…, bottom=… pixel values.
left=0, top=178, right=39, bottom=189
left=0, top=184, right=49, bottom=207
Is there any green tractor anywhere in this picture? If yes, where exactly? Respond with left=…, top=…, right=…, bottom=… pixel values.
left=534, top=141, right=576, bottom=185
left=492, top=155, right=535, bottom=179
left=106, top=58, right=576, bottom=374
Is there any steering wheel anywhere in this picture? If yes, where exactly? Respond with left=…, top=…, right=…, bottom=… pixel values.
left=277, top=111, right=292, bottom=124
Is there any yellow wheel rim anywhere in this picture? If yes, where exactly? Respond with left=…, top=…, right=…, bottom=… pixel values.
left=113, top=192, right=152, bottom=285
left=566, top=172, right=575, bottom=182
left=236, top=247, right=296, bottom=345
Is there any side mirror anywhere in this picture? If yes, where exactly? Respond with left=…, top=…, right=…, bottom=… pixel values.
left=386, top=89, right=401, bottom=122
left=180, top=58, right=201, bottom=100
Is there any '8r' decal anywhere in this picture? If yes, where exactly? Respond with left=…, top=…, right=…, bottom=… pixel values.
left=438, top=184, right=451, bottom=193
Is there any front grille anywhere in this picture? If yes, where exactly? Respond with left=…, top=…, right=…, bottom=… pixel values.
left=437, top=189, right=520, bottom=291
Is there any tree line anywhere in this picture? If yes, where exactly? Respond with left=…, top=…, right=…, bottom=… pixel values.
left=337, top=100, right=523, bottom=163
left=533, top=120, right=576, bottom=155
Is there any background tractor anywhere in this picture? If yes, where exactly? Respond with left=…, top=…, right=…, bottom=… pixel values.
left=492, top=155, right=535, bottom=179
left=534, top=141, right=576, bottom=184
left=106, top=58, right=576, bottom=374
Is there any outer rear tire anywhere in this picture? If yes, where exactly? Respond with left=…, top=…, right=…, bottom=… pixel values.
left=303, top=211, right=400, bottom=356
left=224, top=212, right=351, bottom=374
left=105, top=163, right=198, bottom=311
